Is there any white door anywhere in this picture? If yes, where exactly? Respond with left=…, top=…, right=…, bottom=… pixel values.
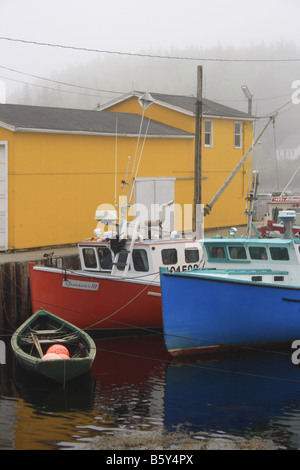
left=134, top=177, right=175, bottom=234
left=0, top=143, right=8, bottom=251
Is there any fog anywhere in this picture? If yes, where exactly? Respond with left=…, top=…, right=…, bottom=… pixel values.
left=1, top=0, right=300, bottom=192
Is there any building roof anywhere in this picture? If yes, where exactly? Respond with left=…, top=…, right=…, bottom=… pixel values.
left=99, top=91, right=254, bottom=120
left=0, top=103, right=193, bottom=138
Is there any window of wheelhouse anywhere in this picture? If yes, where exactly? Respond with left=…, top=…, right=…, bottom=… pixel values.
left=207, top=245, right=226, bottom=259
left=249, top=246, right=268, bottom=260
left=270, top=247, right=289, bottom=261
left=82, top=248, right=98, bottom=269
left=161, top=248, right=178, bottom=265
left=228, top=246, right=247, bottom=260
left=132, top=249, right=149, bottom=272
left=97, top=247, right=113, bottom=270
left=185, top=248, right=199, bottom=263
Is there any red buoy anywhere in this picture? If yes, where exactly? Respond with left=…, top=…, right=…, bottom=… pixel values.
left=46, top=344, right=70, bottom=357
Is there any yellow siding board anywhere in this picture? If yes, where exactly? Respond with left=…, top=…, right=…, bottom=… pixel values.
left=0, top=96, right=253, bottom=249
left=9, top=132, right=194, bottom=249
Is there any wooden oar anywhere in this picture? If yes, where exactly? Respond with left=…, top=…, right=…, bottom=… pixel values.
left=31, top=333, right=44, bottom=358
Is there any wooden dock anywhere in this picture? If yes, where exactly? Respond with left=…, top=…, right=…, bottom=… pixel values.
left=0, top=246, right=80, bottom=332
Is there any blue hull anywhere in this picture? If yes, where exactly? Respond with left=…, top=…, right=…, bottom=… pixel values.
left=160, top=271, right=300, bottom=356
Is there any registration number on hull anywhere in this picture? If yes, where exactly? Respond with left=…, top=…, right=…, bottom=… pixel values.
left=62, top=279, right=99, bottom=291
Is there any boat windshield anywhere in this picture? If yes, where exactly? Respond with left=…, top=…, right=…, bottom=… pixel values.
left=97, top=247, right=113, bottom=269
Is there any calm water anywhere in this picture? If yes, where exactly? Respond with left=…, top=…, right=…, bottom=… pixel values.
left=1, top=331, right=300, bottom=450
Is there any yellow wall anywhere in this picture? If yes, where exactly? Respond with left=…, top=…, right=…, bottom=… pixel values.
left=105, top=96, right=254, bottom=231
left=106, top=96, right=194, bottom=133
left=201, top=119, right=253, bottom=229
left=0, top=98, right=253, bottom=250
left=5, top=130, right=194, bottom=249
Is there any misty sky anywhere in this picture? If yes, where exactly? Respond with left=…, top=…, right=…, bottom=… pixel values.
left=0, top=0, right=300, bottom=191
left=0, top=0, right=300, bottom=102
left=2, top=0, right=300, bottom=51
left=1, top=0, right=300, bottom=65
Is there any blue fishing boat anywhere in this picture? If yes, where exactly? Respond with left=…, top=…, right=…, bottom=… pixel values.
left=160, top=211, right=300, bottom=357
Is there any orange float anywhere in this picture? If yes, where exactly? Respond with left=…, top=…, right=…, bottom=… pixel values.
left=46, top=344, right=70, bottom=357
left=42, top=352, right=62, bottom=360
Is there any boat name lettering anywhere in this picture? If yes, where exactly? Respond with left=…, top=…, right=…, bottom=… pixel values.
left=62, top=279, right=99, bottom=291
left=168, top=264, right=199, bottom=273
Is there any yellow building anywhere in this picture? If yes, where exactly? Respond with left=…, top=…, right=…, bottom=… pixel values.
left=0, top=93, right=253, bottom=251
left=100, top=91, right=254, bottom=232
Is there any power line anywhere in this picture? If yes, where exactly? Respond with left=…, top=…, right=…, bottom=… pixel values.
left=1, top=36, right=300, bottom=62
left=0, top=64, right=296, bottom=112
left=0, top=74, right=119, bottom=100
left=0, top=65, right=124, bottom=95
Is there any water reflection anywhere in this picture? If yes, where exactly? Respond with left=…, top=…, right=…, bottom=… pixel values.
left=86, top=333, right=169, bottom=437
left=0, top=333, right=170, bottom=449
left=1, top=332, right=300, bottom=449
left=164, top=349, right=300, bottom=450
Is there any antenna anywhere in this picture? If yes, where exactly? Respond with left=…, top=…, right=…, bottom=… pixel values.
left=114, top=117, right=118, bottom=206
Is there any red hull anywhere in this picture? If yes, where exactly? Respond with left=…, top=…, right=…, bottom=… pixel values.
left=29, top=263, right=162, bottom=331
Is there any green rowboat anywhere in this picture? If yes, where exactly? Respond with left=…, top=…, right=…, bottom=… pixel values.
left=11, top=308, right=96, bottom=384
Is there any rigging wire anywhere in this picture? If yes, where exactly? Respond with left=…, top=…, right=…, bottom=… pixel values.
left=273, top=120, right=280, bottom=193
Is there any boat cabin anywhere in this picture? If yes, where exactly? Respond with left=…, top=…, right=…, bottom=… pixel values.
left=78, top=239, right=202, bottom=281
left=203, top=237, right=300, bottom=284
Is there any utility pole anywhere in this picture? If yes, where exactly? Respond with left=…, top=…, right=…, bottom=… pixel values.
left=193, top=65, right=203, bottom=237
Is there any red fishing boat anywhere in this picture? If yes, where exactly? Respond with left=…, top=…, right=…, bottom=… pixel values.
left=30, top=206, right=202, bottom=333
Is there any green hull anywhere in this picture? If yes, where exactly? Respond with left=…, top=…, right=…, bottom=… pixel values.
left=11, top=308, right=96, bottom=384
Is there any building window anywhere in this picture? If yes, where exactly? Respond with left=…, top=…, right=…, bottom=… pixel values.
left=204, top=120, right=213, bottom=147
left=234, top=122, right=242, bottom=148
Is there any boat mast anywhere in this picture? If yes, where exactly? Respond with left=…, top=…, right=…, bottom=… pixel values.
left=245, top=170, right=260, bottom=238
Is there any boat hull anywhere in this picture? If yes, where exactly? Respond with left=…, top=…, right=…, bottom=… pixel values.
left=13, top=351, right=94, bottom=383
left=29, top=264, right=162, bottom=331
left=160, top=271, right=300, bottom=356
left=11, top=309, right=96, bottom=383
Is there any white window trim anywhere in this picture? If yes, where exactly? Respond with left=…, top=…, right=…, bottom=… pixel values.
left=204, top=119, right=213, bottom=148
left=234, top=122, right=242, bottom=149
